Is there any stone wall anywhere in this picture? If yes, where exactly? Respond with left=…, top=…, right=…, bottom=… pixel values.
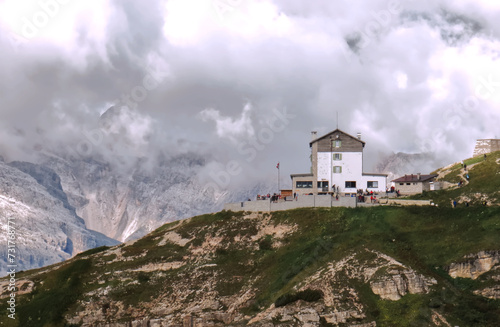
left=224, top=196, right=434, bottom=212
left=223, top=194, right=357, bottom=212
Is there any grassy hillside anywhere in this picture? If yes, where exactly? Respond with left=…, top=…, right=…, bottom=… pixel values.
left=414, top=150, right=500, bottom=207
left=1, top=205, right=499, bottom=326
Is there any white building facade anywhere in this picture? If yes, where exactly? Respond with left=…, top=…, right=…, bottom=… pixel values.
left=291, top=129, right=387, bottom=195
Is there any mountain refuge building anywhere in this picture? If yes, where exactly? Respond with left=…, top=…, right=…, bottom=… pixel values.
left=290, top=129, right=387, bottom=196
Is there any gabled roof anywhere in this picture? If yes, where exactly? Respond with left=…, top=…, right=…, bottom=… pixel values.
left=392, top=174, right=438, bottom=183
left=310, top=129, right=365, bottom=147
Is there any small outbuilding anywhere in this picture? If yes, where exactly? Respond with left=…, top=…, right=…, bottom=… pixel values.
left=392, top=173, right=438, bottom=195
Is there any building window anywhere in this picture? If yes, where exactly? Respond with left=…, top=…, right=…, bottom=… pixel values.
left=317, top=181, right=329, bottom=188
left=345, top=181, right=356, bottom=188
left=406, top=183, right=411, bottom=185
left=367, top=181, right=378, bottom=188
left=296, top=181, right=313, bottom=188
left=333, top=166, right=342, bottom=174
left=333, top=153, right=342, bottom=160
left=335, top=140, right=342, bottom=148
left=399, top=183, right=404, bottom=185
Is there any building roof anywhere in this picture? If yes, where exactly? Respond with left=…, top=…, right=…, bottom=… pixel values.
left=363, top=173, right=389, bottom=177
left=310, top=129, right=365, bottom=147
left=392, top=174, right=438, bottom=183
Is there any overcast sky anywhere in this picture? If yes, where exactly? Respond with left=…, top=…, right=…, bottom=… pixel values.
left=0, top=0, right=499, bottom=189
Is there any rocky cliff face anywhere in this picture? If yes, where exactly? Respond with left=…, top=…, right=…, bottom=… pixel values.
left=39, top=152, right=272, bottom=242
left=448, top=251, right=500, bottom=280
left=0, top=160, right=118, bottom=276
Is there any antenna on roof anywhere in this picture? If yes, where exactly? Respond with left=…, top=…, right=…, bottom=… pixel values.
left=336, top=111, right=339, bottom=129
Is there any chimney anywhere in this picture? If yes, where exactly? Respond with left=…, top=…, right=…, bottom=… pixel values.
left=357, top=132, right=361, bottom=140
left=311, top=131, right=317, bottom=141
left=417, top=173, right=421, bottom=180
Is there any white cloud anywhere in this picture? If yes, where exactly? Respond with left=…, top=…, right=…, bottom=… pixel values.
left=395, top=71, right=408, bottom=89
left=0, top=0, right=113, bottom=68
left=162, top=0, right=293, bottom=46
left=198, top=103, right=255, bottom=144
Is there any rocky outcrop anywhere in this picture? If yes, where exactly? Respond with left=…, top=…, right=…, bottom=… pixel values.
left=447, top=251, right=500, bottom=301
left=474, top=286, right=500, bottom=300
left=248, top=249, right=437, bottom=326
left=370, top=266, right=437, bottom=301
left=448, top=251, right=500, bottom=279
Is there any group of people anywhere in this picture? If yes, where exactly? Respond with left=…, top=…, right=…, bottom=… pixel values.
left=356, top=189, right=379, bottom=203
left=255, top=193, right=284, bottom=203
left=256, top=193, right=275, bottom=200
left=357, top=195, right=379, bottom=203
left=385, top=186, right=400, bottom=196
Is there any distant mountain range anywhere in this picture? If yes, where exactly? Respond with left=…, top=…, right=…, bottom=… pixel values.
left=0, top=151, right=273, bottom=275
left=374, top=152, right=444, bottom=183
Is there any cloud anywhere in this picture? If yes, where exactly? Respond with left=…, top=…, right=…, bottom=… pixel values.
left=198, top=102, right=255, bottom=144
left=0, top=0, right=499, bottom=190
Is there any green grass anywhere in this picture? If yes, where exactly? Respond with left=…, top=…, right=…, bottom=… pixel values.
left=76, top=245, right=110, bottom=257
left=465, top=155, right=487, bottom=166
left=14, top=259, right=92, bottom=327
left=275, top=288, right=323, bottom=307
left=440, top=164, right=463, bottom=183
left=413, top=150, right=500, bottom=206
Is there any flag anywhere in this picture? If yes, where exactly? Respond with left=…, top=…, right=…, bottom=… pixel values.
left=276, top=162, right=280, bottom=169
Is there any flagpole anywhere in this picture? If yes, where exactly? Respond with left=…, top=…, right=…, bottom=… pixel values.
left=277, top=162, right=280, bottom=194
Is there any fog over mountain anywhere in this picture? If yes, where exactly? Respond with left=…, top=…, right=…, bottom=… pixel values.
left=0, top=0, right=499, bottom=193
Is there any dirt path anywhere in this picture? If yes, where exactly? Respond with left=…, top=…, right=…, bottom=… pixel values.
left=435, top=163, right=456, bottom=181
left=436, top=161, right=481, bottom=190
left=457, top=162, right=480, bottom=186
